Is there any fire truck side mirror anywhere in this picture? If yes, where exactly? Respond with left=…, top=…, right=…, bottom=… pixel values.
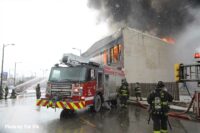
left=91, top=69, right=95, bottom=80
left=174, top=64, right=180, bottom=82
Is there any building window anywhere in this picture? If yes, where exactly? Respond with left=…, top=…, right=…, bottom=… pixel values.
left=90, top=44, right=122, bottom=66
left=109, top=44, right=122, bottom=64
left=110, top=47, right=114, bottom=63
left=113, top=45, right=119, bottom=63
left=103, top=50, right=108, bottom=65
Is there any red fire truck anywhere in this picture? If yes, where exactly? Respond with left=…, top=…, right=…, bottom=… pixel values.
left=36, top=54, right=125, bottom=117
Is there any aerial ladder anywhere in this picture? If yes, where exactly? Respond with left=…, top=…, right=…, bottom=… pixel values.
left=136, top=53, right=200, bottom=121
left=173, top=53, right=200, bottom=120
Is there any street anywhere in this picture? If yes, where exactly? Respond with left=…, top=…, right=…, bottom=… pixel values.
left=0, top=92, right=200, bottom=133
left=1, top=0, right=200, bottom=133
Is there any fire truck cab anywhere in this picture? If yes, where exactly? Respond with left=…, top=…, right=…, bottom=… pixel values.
left=36, top=54, right=125, bottom=116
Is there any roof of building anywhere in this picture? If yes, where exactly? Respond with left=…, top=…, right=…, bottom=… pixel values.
left=82, top=27, right=169, bottom=58
left=82, top=28, right=123, bottom=58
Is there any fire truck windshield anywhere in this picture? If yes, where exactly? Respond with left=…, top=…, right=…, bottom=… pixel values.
left=49, top=66, right=87, bottom=82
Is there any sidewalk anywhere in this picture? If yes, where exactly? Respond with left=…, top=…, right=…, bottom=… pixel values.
left=128, top=96, right=193, bottom=112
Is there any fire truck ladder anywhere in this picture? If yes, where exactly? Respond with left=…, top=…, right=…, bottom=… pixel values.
left=178, top=63, right=200, bottom=97
left=166, top=63, right=200, bottom=121
left=179, top=63, right=200, bottom=83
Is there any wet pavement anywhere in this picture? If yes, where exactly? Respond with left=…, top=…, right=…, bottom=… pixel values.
left=0, top=95, right=200, bottom=133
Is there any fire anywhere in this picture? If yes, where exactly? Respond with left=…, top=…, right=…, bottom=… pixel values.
left=161, top=37, right=175, bottom=44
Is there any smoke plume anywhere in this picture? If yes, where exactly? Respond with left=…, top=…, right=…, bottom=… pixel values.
left=88, top=0, right=200, bottom=37
left=174, top=8, right=200, bottom=64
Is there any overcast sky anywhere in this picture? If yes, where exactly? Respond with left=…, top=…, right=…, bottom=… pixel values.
left=0, top=0, right=109, bottom=77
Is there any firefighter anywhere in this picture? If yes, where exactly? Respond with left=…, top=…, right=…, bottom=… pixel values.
left=118, top=79, right=129, bottom=108
left=135, top=82, right=142, bottom=101
left=147, top=81, right=173, bottom=133
left=36, top=84, right=41, bottom=99
left=4, top=86, right=8, bottom=99
left=10, top=89, right=16, bottom=99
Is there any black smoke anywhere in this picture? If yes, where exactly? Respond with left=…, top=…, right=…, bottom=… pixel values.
left=88, top=0, right=200, bottom=37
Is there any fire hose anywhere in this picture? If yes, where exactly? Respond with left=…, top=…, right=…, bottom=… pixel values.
left=167, top=94, right=195, bottom=120
left=134, top=96, right=195, bottom=121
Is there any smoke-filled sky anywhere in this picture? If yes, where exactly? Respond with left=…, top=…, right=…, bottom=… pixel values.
left=1, top=0, right=200, bottom=79
left=0, top=0, right=109, bottom=77
left=88, top=0, right=200, bottom=37
left=174, top=8, right=200, bottom=64
left=88, top=0, right=200, bottom=64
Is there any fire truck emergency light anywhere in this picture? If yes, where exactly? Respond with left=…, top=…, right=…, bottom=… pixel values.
left=194, top=53, right=200, bottom=58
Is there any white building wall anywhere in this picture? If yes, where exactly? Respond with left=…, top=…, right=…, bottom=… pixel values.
left=123, top=27, right=175, bottom=83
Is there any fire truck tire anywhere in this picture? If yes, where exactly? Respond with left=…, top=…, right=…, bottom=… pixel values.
left=60, top=109, right=74, bottom=119
left=91, top=95, right=102, bottom=112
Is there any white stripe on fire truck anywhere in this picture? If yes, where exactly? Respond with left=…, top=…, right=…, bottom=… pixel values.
left=85, top=96, right=94, bottom=101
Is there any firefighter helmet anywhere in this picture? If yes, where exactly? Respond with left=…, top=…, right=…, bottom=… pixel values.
left=122, top=78, right=127, bottom=84
left=157, top=81, right=165, bottom=88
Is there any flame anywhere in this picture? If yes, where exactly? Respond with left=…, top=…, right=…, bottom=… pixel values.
left=161, top=37, right=175, bottom=44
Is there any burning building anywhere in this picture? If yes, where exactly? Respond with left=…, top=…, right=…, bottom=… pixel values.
left=82, top=27, right=176, bottom=84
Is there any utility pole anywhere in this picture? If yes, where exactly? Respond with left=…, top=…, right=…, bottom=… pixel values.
left=14, top=62, right=21, bottom=86
left=14, top=63, right=16, bottom=86
left=0, top=44, right=15, bottom=99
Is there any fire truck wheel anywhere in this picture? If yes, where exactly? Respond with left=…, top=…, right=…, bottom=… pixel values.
left=92, top=95, right=102, bottom=112
left=60, top=109, right=74, bottom=119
